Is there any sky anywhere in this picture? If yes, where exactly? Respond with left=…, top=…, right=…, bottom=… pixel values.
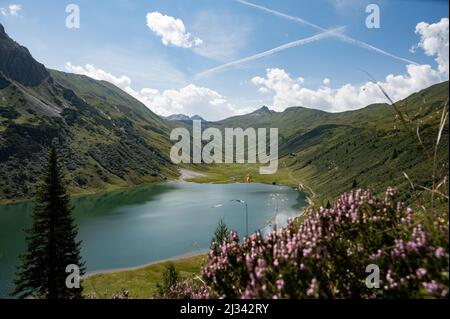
left=0, top=0, right=448, bottom=121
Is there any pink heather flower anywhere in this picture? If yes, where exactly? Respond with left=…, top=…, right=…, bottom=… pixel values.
left=303, top=248, right=312, bottom=257
left=257, top=259, right=267, bottom=268
left=416, top=268, right=427, bottom=278
left=195, top=188, right=448, bottom=299
left=435, top=247, right=445, bottom=258
left=386, top=270, right=393, bottom=282
left=385, top=187, right=396, bottom=198
left=422, top=281, right=440, bottom=293
left=245, top=254, right=253, bottom=269
left=276, top=279, right=285, bottom=290
left=221, top=244, right=227, bottom=255
left=242, top=289, right=253, bottom=299
left=255, top=267, right=264, bottom=280
left=307, top=278, right=318, bottom=297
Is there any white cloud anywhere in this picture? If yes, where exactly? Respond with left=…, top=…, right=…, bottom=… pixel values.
left=0, top=4, right=21, bottom=16
left=137, top=84, right=240, bottom=120
left=8, top=4, right=21, bottom=16
left=65, top=62, right=242, bottom=121
left=252, top=18, right=449, bottom=112
left=146, top=12, right=202, bottom=48
left=252, top=64, right=445, bottom=113
left=415, top=18, right=449, bottom=77
left=66, top=63, right=132, bottom=91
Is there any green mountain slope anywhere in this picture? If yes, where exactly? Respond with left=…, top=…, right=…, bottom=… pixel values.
left=0, top=24, right=176, bottom=203
left=0, top=22, right=448, bottom=207
left=212, top=81, right=449, bottom=204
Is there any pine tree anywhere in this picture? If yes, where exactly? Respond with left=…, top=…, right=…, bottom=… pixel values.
left=13, top=147, right=85, bottom=299
left=211, top=219, right=230, bottom=253
left=156, top=263, right=179, bottom=298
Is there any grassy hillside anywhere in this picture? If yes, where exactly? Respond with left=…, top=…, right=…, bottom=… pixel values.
left=195, top=82, right=449, bottom=206
left=0, top=21, right=447, bottom=209
left=0, top=72, right=178, bottom=203
left=0, top=24, right=177, bottom=203
left=83, top=255, right=204, bottom=299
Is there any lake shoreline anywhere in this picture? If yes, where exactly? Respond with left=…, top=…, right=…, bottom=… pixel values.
left=178, top=169, right=207, bottom=181
left=1, top=175, right=305, bottom=297
left=0, top=167, right=307, bottom=207
left=0, top=168, right=204, bottom=206
left=83, top=249, right=208, bottom=279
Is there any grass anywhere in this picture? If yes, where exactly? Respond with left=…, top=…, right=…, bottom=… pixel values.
left=0, top=173, right=167, bottom=205
left=82, top=255, right=205, bottom=299
left=0, top=68, right=179, bottom=202
left=189, top=81, right=449, bottom=207
left=191, top=163, right=296, bottom=186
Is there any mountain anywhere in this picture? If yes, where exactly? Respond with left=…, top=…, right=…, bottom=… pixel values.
left=0, top=24, right=49, bottom=86
left=0, top=22, right=448, bottom=205
left=190, top=115, right=206, bottom=121
left=253, top=105, right=275, bottom=116
left=214, top=82, right=449, bottom=203
left=0, top=24, right=177, bottom=203
left=216, top=106, right=276, bottom=127
left=166, top=114, right=191, bottom=121
left=165, top=114, right=207, bottom=122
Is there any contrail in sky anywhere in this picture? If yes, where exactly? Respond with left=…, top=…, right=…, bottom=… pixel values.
left=196, top=27, right=345, bottom=78
left=235, top=0, right=418, bottom=66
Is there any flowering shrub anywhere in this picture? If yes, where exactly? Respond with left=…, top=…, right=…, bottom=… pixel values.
left=167, top=278, right=211, bottom=299
left=111, top=290, right=131, bottom=299
left=172, top=188, right=449, bottom=299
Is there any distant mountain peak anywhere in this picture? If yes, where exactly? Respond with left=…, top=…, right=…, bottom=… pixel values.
left=165, top=114, right=191, bottom=121
left=190, top=114, right=206, bottom=121
left=253, top=105, right=274, bottom=115
left=165, top=114, right=207, bottom=122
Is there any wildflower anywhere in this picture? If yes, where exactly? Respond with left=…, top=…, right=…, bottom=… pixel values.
left=422, top=281, right=439, bottom=294
left=306, top=278, right=318, bottom=297
left=184, top=188, right=448, bottom=299
left=435, top=247, right=445, bottom=258
left=416, top=268, right=427, bottom=278
left=276, top=279, right=285, bottom=291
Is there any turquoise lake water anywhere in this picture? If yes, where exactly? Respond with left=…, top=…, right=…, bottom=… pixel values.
left=0, top=181, right=305, bottom=297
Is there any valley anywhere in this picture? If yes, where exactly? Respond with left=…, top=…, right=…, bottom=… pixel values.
left=1, top=22, right=448, bottom=207
left=0, top=0, right=448, bottom=300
